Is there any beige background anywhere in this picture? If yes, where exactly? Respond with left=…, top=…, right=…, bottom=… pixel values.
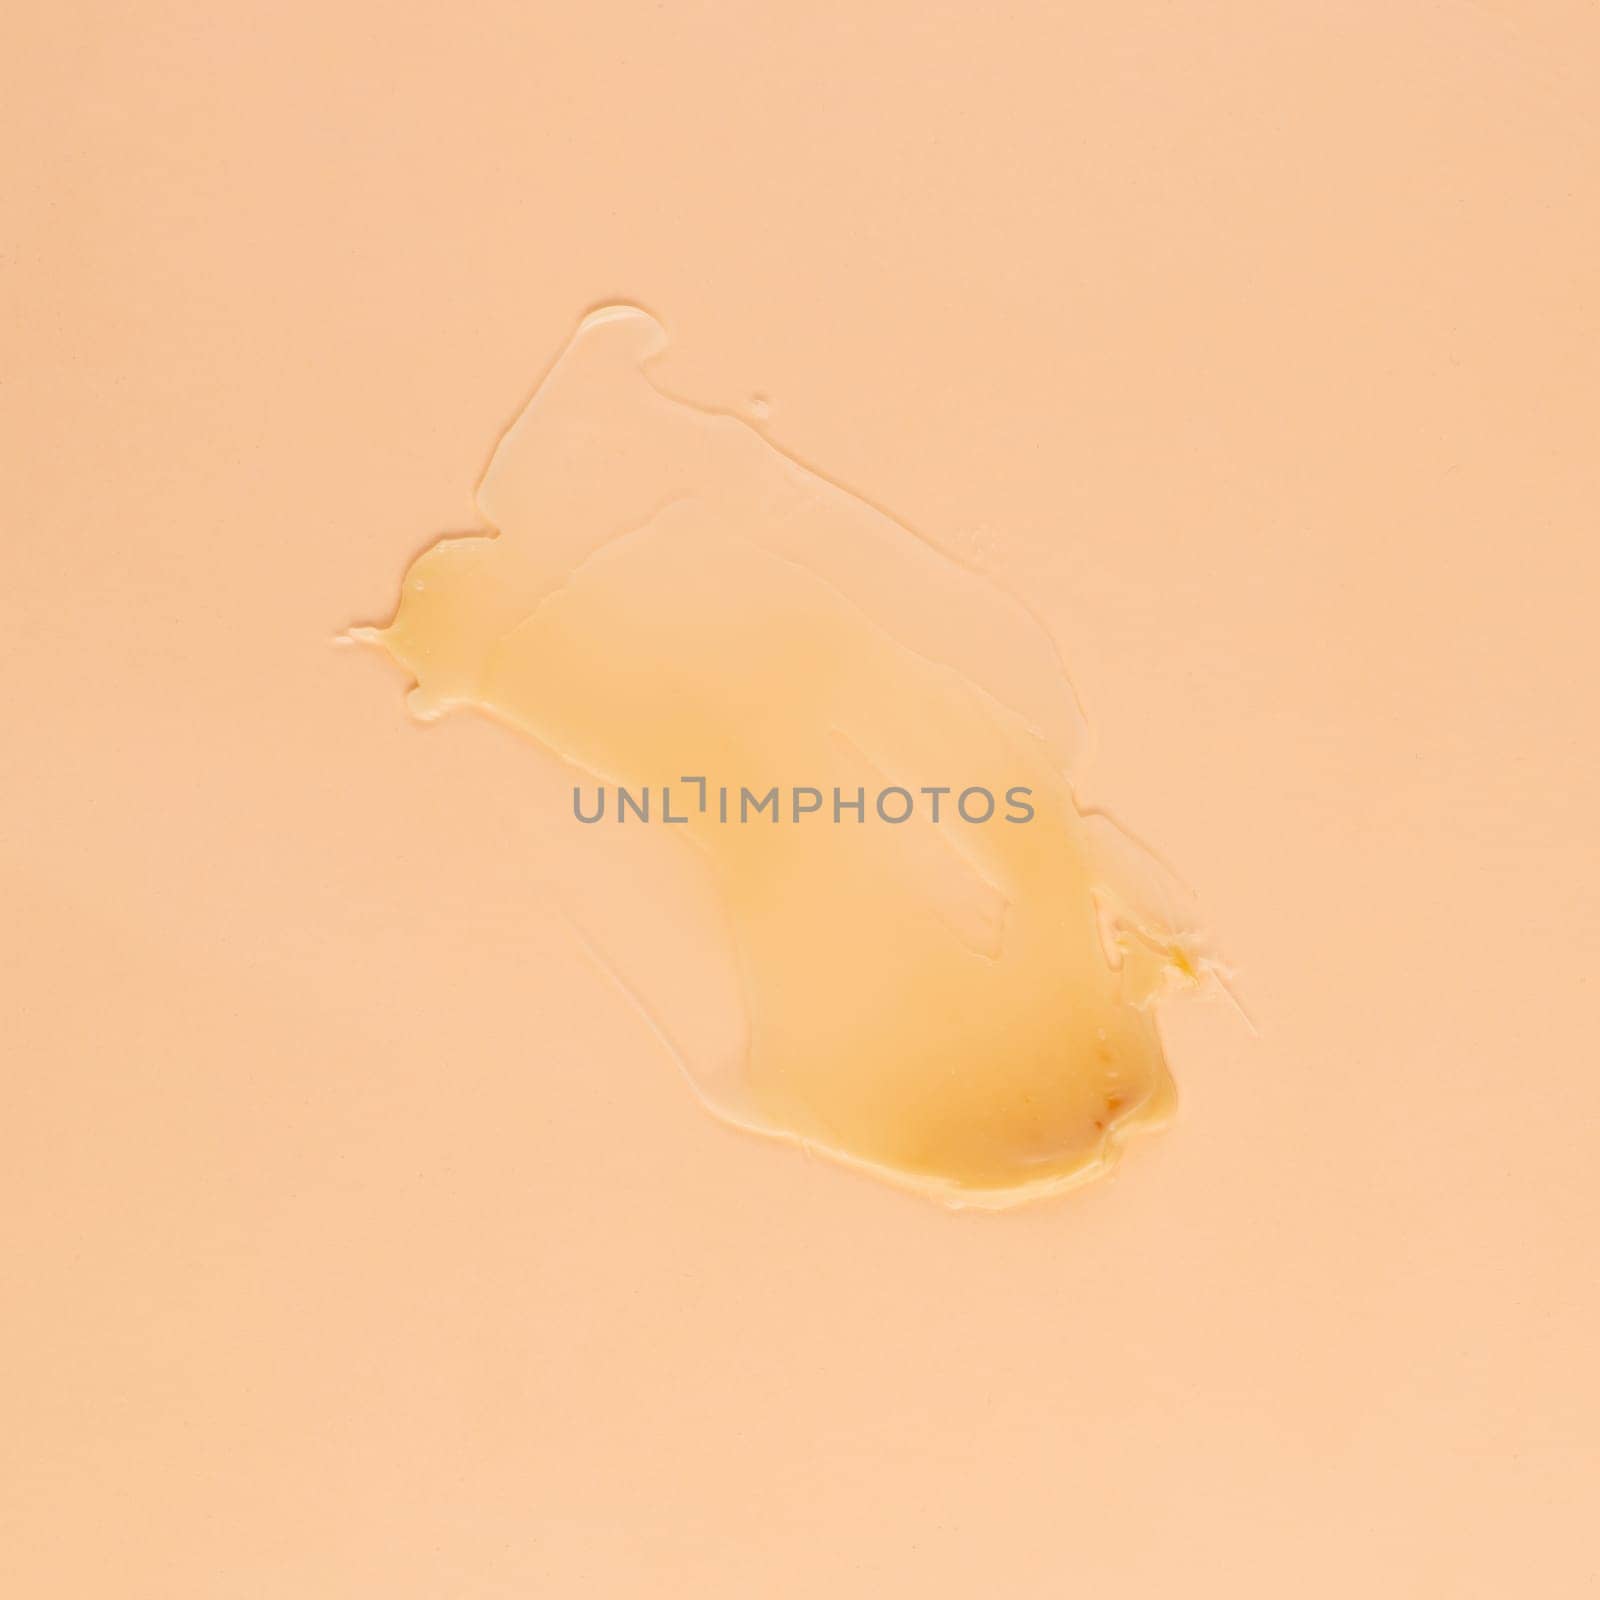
left=4, top=1, right=1598, bottom=1594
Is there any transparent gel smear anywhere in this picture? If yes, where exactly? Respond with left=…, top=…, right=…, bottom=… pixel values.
left=362, top=306, right=1208, bottom=1207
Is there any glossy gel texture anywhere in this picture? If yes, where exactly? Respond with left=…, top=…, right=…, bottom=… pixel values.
left=362, top=307, right=1206, bottom=1205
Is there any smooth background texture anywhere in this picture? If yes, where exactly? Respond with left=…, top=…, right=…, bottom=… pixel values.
left=4, top=2, right=1597, bottom=1594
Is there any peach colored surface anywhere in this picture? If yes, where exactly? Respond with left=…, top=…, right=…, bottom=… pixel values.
left=4, top=1, right=1598, bottom=1595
